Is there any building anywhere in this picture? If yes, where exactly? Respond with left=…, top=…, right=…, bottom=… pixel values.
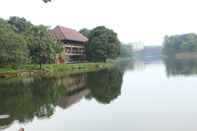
left=50, top=26, right=88, bottom=63
left=130, top=42, right=144, bottom=51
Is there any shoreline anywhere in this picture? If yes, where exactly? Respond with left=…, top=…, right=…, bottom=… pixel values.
left=0, top=62, right=114, bottom=78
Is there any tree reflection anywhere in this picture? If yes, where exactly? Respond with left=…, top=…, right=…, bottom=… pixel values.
left=0, top=76, right=64, bottom=128
left=86, top=68, right=123, bottom=104
left=164, top=58, right=197, bottom=76
left=0, top=68, right=124, bottom=129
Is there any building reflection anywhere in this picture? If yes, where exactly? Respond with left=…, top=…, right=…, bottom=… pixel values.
left=58, top=89, right=90, bottom=109
left=55, top=74, right=90, bottom=109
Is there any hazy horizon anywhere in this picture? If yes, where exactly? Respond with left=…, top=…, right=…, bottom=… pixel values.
left=1, top=0, right=197, bottom=46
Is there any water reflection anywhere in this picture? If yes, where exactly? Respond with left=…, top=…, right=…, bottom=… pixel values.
left=164, top=58, right=197, bottom=76
left=0, top=76, right=64, bottom=129
left=86, top=68, right=123, bottom=104
left=0, top=68, right=123, bottom=130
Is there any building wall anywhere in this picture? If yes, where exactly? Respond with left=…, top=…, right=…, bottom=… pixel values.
left=56, top=42, right=86, bottom=64
left=130, top=42, right=144, bottom=51
left=64, top=43, right=85, bottom=56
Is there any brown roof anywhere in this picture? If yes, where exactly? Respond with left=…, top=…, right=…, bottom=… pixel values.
left=49, top=26, right=88, bottom=43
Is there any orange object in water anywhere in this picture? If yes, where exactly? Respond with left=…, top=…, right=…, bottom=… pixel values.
left=19, top=128, right=24, bottom=131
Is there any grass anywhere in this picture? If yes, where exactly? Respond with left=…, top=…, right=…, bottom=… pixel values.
left=0, top=67, right=16, bottom=73
left=0, top=62, right=114, bottom=78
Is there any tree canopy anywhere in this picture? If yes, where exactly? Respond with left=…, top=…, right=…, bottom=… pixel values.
left=0, top=16, right=63, bottom=68
left=43, top=0, right=51, bottom=3
left=0, top=19, right=29, bottom=67
left=25, top=25, right=63, bottom=68
left=8, top=16, right=32, bottom=33
left=80, top=26, right=121, bottom=62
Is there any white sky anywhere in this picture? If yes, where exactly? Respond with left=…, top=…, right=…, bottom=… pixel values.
left=0, top=0, right=197, bottom=45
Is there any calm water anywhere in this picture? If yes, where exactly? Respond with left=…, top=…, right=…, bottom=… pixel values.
left=1, top=58, right=197, bottom=131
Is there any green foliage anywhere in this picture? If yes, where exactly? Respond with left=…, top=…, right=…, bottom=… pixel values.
left=162, top=33, right=197, bottom=56
left=86, top=68, right=123, bottom=104
left=79, top=28, right=91, bottom=38
left=0, top=19, right=29, bottom=67
left=0, top=17, right=63, bottom=68
left=120, top=44, right=133, bottom=57
left=25, top=25, right=63, bottom=67
left=81, top=26, right=121, bottom=62
left=0, top=76, right=66, bottom=126
left=8, top=16, right=32, bottom=33
left=43, top=0, right=51, bottom=2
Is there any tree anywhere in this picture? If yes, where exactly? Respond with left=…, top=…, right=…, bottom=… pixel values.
left=85, top=26, right=120, bottom=62
left=25, top=25, right=63, bottom=68
left=8, top=16, right=32, bottom=33
left=79, top=28, right=91, bottom=38
left=43, top=0, right=51, bottom=3
left=8, top=17, right=63, bottom=67
left=0, top=19, right=29, bottom=67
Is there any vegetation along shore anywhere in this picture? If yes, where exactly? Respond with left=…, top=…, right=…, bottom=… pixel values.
left=0, top=16, right=132, bottom=78
left=0, top=62, right=114, bottom=78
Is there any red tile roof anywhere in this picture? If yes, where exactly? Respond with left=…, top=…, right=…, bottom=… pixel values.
left=49, top=26, right=88, bottom=43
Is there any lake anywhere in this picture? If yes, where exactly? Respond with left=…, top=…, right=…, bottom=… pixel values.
left=1, top=58, right=197, bottom=131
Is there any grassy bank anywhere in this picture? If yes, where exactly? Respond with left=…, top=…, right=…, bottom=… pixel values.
left=0, top=62, right=114, bottom=78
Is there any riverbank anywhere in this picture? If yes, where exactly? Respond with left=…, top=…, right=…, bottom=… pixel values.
left=0, top=62, right=114, bottom=78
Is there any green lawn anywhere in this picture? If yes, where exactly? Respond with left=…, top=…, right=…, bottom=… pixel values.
left=0, top=62, right=114, bottom=77
left=0, top=67, right=16, bottom=73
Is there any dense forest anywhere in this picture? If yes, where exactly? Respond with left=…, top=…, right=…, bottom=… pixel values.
left=162, top=33, right=197, bottom=56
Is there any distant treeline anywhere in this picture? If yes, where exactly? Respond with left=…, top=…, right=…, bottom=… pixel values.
left=134, top=46, right=162, bottom=58
left=162, top=33, right=197, bottom=56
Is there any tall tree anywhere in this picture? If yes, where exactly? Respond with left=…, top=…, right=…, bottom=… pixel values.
left=0, top=19, right=29, bottom=67
left=25, top=25, right=63, bottom=68
left=43, top=0, right=51, bottom=3
left=85, top=26, right=121, bottom=62
left=8, top=16, right=32, bottom=33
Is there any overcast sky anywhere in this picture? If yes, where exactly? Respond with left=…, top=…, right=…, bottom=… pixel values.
left=0, top=0, right=197, bottom=45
